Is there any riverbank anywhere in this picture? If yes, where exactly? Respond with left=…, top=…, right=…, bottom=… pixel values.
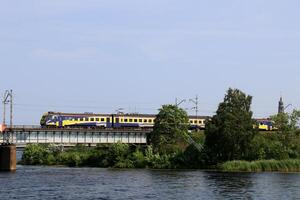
left=20, top=143, right=186, bottom=169
left=220, top=159, right=300, bottom=172
left=20, top=144, right=300, bottom=172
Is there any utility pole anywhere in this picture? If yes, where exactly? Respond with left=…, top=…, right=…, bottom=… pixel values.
left=189, top=95, right=199, bottom=118
left=3, top=93, right=6, bottom=125
left=10, top=90, right=13, bottom=129
left=2, top=90, right=13, bottom=143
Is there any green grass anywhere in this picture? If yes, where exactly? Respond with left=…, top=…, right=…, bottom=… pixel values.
left=220, top=159, right=300, bottom=172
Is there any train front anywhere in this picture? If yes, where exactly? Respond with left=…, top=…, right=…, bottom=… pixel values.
left=40, top=112, right=57, bottom=127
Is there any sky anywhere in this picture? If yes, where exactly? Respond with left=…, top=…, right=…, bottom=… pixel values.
left=1, top=0, right=300, bottom=124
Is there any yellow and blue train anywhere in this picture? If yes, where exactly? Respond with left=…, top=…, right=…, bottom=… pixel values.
left=40, top=112, right=208, bottom=130
left=40, top=112, right=275, bottom=131
left=256, top=118, right=276, bottom=131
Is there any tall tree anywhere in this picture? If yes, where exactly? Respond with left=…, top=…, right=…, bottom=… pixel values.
left=204, top=88, right=256, bottom=164
left=149, top=104, right=189, bottom=154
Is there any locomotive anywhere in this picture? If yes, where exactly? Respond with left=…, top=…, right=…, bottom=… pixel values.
left=40, top=112, right=208, bottom=130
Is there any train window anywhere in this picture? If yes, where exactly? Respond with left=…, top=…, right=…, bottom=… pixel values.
left=129, top=119, right=133, bottom=122
left=144, top=119, right=147, bottom=123
left=149, top=119, right=152, bottom=123
left=91, top=118, right=94, bottom=121
left=80, top=118, right=83, bottom=121
left=85, top=118, right=88, bottom=121
left=120, top=118, right=123, bottom=122
left=101, top=118, right=105, bottom=122
left=190, top=120, right=193, bottom=123
left=124, top=118, right=128, bottom=122
left=134, top=119, right=138, bottom=122
left=95, top=118, right=99, bottom=121
left=139, top=119, right=142, bottom=122
left=194, top=120, right=197, bottom=124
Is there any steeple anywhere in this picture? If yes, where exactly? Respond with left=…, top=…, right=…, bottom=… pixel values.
left=278, top=96, right=284, bottom=114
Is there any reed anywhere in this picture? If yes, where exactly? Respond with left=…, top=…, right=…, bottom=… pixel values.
left=220, top=159, right=300, bottom=172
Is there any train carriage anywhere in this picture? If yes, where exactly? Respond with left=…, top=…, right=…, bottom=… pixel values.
left=112, top=114, right=156, bottom=128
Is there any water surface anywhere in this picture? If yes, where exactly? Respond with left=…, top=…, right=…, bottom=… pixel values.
left=0, top=166, right=299, bottom=200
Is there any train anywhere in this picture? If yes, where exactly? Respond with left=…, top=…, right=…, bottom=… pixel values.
left=40, top=112, right=275, bottom=131
left=40, top=112, right=208, bottom=130
left=256, top=118, right=276, bottom=131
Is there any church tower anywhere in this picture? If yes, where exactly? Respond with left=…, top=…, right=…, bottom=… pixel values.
left=278, top=96, right=284, bottom=114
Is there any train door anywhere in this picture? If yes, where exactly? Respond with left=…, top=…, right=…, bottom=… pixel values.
left=58, top=116, right=63, bottom=127
left=115, top=117, right=119, bottom=128
left=106, top=117, right=111, bottom=128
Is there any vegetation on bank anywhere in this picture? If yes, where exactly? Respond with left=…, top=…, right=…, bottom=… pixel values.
left=220, top=159, right=300, bottom=172
left=20, top=142, right=204, bottom=169
left=21, top=88, right=300, bottom=171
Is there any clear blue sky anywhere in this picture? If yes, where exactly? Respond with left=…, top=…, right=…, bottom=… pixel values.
left=1, top=0, right=300, bottom=124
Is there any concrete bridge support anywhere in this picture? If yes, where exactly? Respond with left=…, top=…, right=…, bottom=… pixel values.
left=0, top=144, right=16, bottom=171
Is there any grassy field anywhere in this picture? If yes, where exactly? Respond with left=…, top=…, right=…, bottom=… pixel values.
left=220, top=159, right=300, bottom=172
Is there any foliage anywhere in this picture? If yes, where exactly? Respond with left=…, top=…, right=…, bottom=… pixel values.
left=247, top=133, right=290, bottom=160
left=21, top=132, right=300, bottom=170
left=22, top=144, right=53, bottom=165
left=220, top=159, right=300, bottom=172
left=271, top=110, right=300, bottom=147
left=204, top=88, right=257, bottom=164
left=181, top=131, right=206, bottom=168
left=131, top=149, right=146, bottom=168
left=149, top=104, right=189, bottom=154
left=106, top=142, right=137, bottom=168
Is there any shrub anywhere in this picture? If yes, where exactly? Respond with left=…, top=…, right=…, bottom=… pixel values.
left=220, top=159, right=300, bottom=172
left=22, top=144, right=51, bottom=165
left=131, top=150, right=146, bottom=168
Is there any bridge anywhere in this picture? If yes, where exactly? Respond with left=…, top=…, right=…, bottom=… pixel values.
left=0, top=126, right=151, bottom=148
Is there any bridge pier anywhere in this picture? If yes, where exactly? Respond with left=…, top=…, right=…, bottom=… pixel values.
left=0, top=143, right=16, bottom=171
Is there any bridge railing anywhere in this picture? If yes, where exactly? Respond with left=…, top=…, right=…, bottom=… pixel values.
left=11, top=125, right=41, bottom=129
left=0, top=127, right=149, bottom=147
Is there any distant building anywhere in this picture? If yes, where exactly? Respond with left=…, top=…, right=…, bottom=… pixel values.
left=278, top=97, right=284, bottom=114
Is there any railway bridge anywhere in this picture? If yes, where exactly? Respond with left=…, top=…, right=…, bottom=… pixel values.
left=1, top=126, right=151, bottom=148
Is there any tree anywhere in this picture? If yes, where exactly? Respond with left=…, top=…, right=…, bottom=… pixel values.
left=204, top=88, right=257, bottom=164
left=271, top=110, right=300, bottom=147
left=148, top=104, right=189, bottom=154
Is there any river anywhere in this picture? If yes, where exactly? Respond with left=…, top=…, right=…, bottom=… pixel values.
left=0, top=165, right=299, bottom=200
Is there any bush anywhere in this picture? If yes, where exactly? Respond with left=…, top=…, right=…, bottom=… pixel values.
left=247, top=133, right=299, bottom=161
left=45, top=154, right=56, bottom=165
left=22, top=144, right=51, bottom=165
left=131, top=150, right=146, bottom=168
left=107, top=142, right=131, bottom=167
left=220, top=159, right=300, bottom=172
left=114, top=159, right=134, bottom=168
left=182, top=144, right=205, bottom=168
